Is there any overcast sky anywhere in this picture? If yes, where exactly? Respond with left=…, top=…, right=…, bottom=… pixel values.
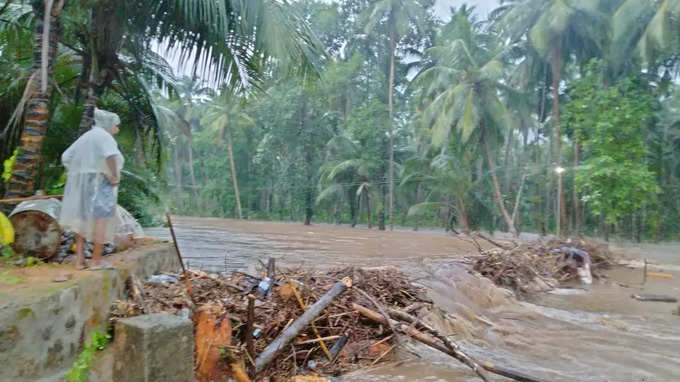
left=434, top=0, right=500, bottom=20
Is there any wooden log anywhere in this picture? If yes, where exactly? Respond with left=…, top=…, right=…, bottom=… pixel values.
left=329, top=332, right=350, bottom=363
left=353, top=303, right=489, bottom=382
left=646, top=271, right=674, bottom=279
left=354, top=303, right=546, bottom=382
left=230, top=361, right=252, bottom=382
left=254, top=277, right=352, bottom=374
left=631, top=294, right=678, bottom=303
left=387, top=307, right=460, bottom=350
left=195, top=304, right=233, bottom=381
left=355, top=287, right=401, bottom=345
left=291, top=281, right=334, bottom=360
left=246, top=294, right=256, bottom=361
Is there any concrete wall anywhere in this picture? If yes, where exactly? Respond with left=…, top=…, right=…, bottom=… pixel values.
left=0, top=244, right=179, bottom=381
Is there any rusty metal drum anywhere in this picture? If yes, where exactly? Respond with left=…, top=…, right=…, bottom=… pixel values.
left=9, top=198, right=62, bottom=260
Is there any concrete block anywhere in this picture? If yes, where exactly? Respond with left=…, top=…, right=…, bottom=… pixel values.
left=114, top=313, right=194, bottom=382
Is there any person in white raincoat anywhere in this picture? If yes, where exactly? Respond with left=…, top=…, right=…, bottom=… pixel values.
left=60, top=108, right=124, bottom=270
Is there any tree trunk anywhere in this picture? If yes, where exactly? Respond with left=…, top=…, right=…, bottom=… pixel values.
left=350, top=190, right=357, bottom=227
left=77, top=85, right=98, bottom=135
left=482, top=128, right=517, bottom=237
left=502, top=131, right=512, bottom=197
left=387, top=24, right=396, bottom=231
left=5, top=0, right=65, bottom=198
left=188, top=143, right=198, bottom=211
left=455, top=195, right=470, bottom=234
left=551, top=43, right=568, bottom=236
left=444, top=195, right=451, bottom=232
left=511, top=170, right=527, bottom=234
left=226, top=126, right=243, bottom=219
left=543, top=132, right=554, bottom=236
left=365, top=189, right=372, bottom=229
left=304, top=190, right=313, bottom=226
left=572, top=140, right=580, bottom=235
left=173, top=147, right=184, bottom=214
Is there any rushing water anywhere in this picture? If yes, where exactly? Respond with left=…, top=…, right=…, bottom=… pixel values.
left=148, top=217, right=680, bottom=381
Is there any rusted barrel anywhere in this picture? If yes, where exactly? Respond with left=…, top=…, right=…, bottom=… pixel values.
left=9, top=198, right=62, bottom=260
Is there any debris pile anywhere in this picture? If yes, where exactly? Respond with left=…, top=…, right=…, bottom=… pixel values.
left=473, top=239, right=618, bottom=296
left=112, top=264, right=434, bottom=380
left=112, top=261, right=544, bottom=382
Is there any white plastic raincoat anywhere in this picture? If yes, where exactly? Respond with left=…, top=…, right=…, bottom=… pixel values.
left=59, top=109, right=124, bottom=243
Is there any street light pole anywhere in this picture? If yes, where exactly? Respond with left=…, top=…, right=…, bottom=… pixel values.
left=555, top=166, right=566, bottom=237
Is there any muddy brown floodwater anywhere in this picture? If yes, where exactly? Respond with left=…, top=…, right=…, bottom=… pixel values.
left=148, top=217, right=680, bottom=382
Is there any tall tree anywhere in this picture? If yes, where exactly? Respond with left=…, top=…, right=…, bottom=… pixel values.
left=416, top=7, right=518, bottom=236
left=202, top=91, right=253, bottom=219
left=6, top=0, right=323, bottom=197
left=497, top=0, right=608, bottom=235
left=609, top=0, right=680, bottom=78
left=364, top=0, right=430, bottom=230
left=5, top=0, right=65, bottom=198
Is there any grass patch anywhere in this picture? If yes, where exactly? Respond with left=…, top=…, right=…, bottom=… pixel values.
left=64, top=328, right=111, bottom=382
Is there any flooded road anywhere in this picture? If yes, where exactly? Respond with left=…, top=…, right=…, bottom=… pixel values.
left=149, top=217, right=680, bottom=381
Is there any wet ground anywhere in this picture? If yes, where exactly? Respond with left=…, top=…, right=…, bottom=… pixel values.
left=149, top=217, right=680, bottom=382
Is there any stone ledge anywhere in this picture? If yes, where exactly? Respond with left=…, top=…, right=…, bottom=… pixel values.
left=0, top=243, right=179, bottom=381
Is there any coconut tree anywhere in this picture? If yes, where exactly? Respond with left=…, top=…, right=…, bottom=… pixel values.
left=415, top=7, right=518, bottom=236
left=363, top=0, right=430, bottom=230
left=5, top=0, right=323, bottom=197
left=610, top=0, right=680, bottom=77
left=496, top=0, right=608, bottom=234
left=3, top=0, right=65, bottom=198
left=317, top=134, right=381, bottom=228
left=201, top=91, right=254, bottom=219
left=401, top=153, right=473, bottom=233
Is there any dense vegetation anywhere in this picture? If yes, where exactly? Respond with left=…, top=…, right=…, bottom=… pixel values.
left=1, top=0, right=679, bottom=241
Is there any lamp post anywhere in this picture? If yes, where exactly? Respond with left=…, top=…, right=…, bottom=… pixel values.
left=555, top=166, right=566, bottom=237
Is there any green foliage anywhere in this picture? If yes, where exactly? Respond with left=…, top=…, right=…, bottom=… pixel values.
left=1, top=245, right=14, bottom=260
left=565, top=61, right=660, bottom=224
left=65, top=329, right=111, bottom=382
left=2, top=148, right=18, bottom=183
left=2, top=0, right=680, bottom=240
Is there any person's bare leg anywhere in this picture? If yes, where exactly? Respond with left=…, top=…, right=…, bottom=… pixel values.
left=75, top=234, right=86, bottom=269
left=91, top=219, right=107, bottom=267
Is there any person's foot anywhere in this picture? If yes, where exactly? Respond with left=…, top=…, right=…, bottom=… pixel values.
left=75, top=261, right=88, bottom=270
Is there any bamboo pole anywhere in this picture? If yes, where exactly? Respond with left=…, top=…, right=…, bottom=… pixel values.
left=165, top=213, right=196, bottom=304
left=246, top=294, right=256, bottom=361
left=254, top=277, right=352, bottom=374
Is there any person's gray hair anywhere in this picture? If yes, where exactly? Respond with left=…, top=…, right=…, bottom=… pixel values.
left=93, top=108, right=121, bottom=132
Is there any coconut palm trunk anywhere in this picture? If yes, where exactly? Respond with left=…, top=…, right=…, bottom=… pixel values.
left=173, top=147, right=184, bottom=214
left=187, top=143, right=197, bottom=207
left=551, top=42, right=568, bottom=236
left=5, top=0, right=65, bottom=198
left=225, top=126, right=243, bottom=219
left=387, top=23, right=396, bottom=231
left=572, top=140, right=581, bottom=234
left=455, top=195, right=470, bottom=233
left=364, top=189, right=372, bottom=228
left=482, top=127, right=517, bottom=237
